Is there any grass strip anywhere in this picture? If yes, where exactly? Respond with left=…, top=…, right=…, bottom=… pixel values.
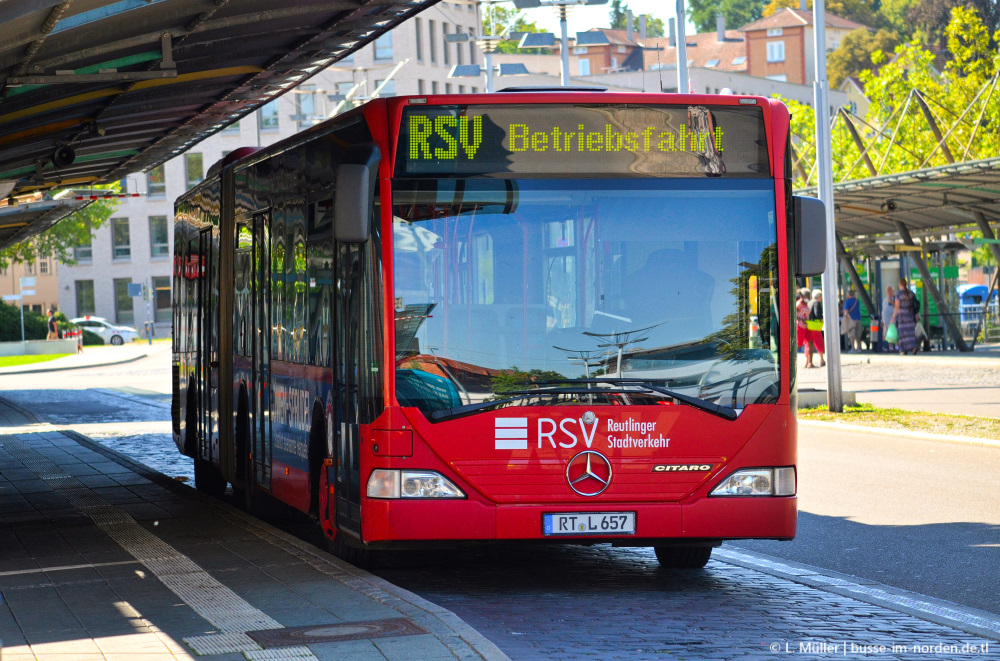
left=798, top=402, right=1000, bottom=440
left=0, top=353, right=71, bottom=368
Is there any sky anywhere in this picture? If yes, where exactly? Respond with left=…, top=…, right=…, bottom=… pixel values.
left=519, top=1, right=692, bottom=36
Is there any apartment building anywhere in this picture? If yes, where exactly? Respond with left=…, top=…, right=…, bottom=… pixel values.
left=0, top=257, right=60, bottom=315
left=740, top=8, right=868, bottom=85
left=56, top=3, right=483, bottom=335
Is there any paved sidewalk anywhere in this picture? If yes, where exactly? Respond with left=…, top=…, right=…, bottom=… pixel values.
left=797, top=343, right=1000, bottom=418
left=0, top=401, right=508, bottom=661
left=0, top=343, right=171, bottom=376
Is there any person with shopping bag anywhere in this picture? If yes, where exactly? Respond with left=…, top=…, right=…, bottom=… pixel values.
left=806, top=289, right=825, bottom=368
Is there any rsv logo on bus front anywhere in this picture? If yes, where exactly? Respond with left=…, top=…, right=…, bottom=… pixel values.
left=493, top=416, right=670, bottom=452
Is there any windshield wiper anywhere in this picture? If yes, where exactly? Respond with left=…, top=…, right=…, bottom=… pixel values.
left=535, top=378, right=739, bottom=421
left=428, top=380, right=739, bottom=423
left=428, top=394, right=537, bottom=422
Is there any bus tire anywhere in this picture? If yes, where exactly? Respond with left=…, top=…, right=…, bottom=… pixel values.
left=653, top=545, right=713, bottom=569
left=193, top=457, right=226, bottom=498
left=328, top=533, right=379, bottom=570
left=308, top=404, right=326, bottom=518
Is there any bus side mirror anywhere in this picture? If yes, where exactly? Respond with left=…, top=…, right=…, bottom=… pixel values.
left=794, top=195, right=827, bottom=277
left=335, top=162, right=378, bottom=242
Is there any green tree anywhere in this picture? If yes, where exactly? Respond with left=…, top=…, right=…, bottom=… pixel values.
left=608, top=1, right=665, bottom=37
left=827, top=28, right=901, bottom=88
left=784, top=6, right=999, bottom=189
left=484, top=5, right=548, bottom=54
left=763, top=0, right=882, bottom=27
left=687, top=0, right=765, bottom=33
left=609, top=0, right=627, bottom=29
left=0, top=187, right=119, bottom=270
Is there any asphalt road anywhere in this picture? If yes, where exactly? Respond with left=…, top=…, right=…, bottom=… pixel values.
left=731, top=424, right=1000, bottom=615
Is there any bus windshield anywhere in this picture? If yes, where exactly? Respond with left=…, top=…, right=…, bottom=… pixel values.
left=391, top=177, right=780, bottom=416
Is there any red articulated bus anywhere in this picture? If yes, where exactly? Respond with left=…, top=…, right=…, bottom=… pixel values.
left=172, top=90, right=826, bottom=568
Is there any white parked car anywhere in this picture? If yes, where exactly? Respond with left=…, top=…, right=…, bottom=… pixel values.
left=70, top=316, right=138, bottom=345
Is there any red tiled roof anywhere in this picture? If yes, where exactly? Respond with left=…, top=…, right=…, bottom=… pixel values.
left=642, top=30, right=747, bottom=72
left=739, top=8, right=868, bottom=32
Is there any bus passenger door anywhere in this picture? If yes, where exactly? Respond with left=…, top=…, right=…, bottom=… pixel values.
left=333, top=243, right=363, bottom=536
left=251, top=212, right=273, bottom=488
left=197, top=228, right=215, bottom=463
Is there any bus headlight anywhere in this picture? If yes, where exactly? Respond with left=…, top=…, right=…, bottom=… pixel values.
left=709, top=467, right=795, bottom=496
left=366, top=469, right=465, bottom=499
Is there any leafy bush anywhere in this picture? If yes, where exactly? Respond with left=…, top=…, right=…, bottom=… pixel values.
left=82, top=330, right=105, bottom=346
left=0, top=301, right=48, bottom=341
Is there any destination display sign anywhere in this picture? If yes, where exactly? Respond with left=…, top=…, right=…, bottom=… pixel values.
left=395, top=104, right=770, bottom=178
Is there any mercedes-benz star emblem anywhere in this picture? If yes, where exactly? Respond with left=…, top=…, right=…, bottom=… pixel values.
left=566, top=450, right=612, bottom=496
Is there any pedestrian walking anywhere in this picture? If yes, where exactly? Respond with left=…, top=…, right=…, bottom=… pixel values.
left=806, top=289, right=825, bottom=368
left=890, top=279, right=919, bottom=355
left=842, top=289, right=862, bottom=352
left=881, top=286, right=896, bottom=352
left=796, top=288, right=814, bottom=367
left=46, top=308, right=58, bottom=340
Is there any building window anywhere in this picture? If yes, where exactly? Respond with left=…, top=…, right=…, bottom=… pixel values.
left=375, top=32, right=392, bottom=60
left=766, top=73, right=788, bottom=82
left=185, top=153, right=203, bottom=189
left=418, top=79, right=425, bottom=94
left=578, top=59, right=590, bottom=75
left=374, top=79, right=396, bottom=97
left=766, top=41, right=785, bottom=63
left=732, top=56, right=747, bottom=66
left=259, top=100, right=279, bottom=131
left=456, top=25, right=463, bottom=65
left=114, top=278, right=135, bottom=325
left=705, top=59, right=720, bottom=68
left=472, top=86, right=478, bottom=93
left=76, top=280, right=95, bottom=316
left=112, top=217, right=131, bottom=259
left=296, top=85, right=316, bottom=129
left=573, top=46, right=588, bottom=54
left=442, top=24, right=450, bottom=65
left=75, top=238, right=92, bottom=262
left=766, top=27, right=783, bottom=36
left=617, top=45, right=627, bottom=53
left=152, top=276, right=171, bottom=323
left=24, top=260, right=34, bottom=275
left=429, top=20, right=437, bottom=63
left=432, top=80, right=439, bottom=94
left=147, top=164, right=166, bottom=198
left=150, top=216, right=169, bottom=257
left=445, top=82, right=452, bottom=93
left=458, top=85, right=465, bottom=93
left=469, top=29, right=476, bottom=64
left=611, top=56, right=619, bottom=70
left=221, top=118, right=241, bottom=134
left=415, top=17, right=423, bottom=61
left=39, top=259, right=49, bottom=275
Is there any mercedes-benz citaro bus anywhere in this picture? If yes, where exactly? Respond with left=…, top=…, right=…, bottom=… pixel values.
left=172, top=90, right=827, bottom=568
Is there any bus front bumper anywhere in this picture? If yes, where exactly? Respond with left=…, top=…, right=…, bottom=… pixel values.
left=361, top=496, right=796, bottom=544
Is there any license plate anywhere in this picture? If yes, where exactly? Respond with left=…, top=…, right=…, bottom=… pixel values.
left=543, top=512, right=636, bottom=536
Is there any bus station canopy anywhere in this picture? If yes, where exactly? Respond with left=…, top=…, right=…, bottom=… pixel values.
left=799, top=157, right=1000, bottom=248
left=0, top=191, right=94, bottom=249
left=0, top=0, right=439, bottom=248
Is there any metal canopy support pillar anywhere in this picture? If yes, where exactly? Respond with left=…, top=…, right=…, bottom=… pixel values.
left=558, top=6, right=570, bottom=87
left=839, top=109, right=877, bottom=177
left=914, top=92, right=955, bottom=164
left=676, top=0, right=689, bottom=93
left=813, top=0, right=842, bottom=411
left=836, top=235, right=876, bottom=318
left=973, top=211, right=1000, bottom=267
left=894, top=221, right=969, bottom=352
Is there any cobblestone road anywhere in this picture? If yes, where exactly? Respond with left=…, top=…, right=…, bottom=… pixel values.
left=375, top=543, right=995, bottom=660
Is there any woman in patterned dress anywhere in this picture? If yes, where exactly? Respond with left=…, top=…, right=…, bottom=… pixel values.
left=890, top=279, right=918, bottom=355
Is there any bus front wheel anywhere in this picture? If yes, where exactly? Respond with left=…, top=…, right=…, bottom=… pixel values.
left=653, top=545, right=713, bottom=569
left=193, top=457, right=226, bottom=498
